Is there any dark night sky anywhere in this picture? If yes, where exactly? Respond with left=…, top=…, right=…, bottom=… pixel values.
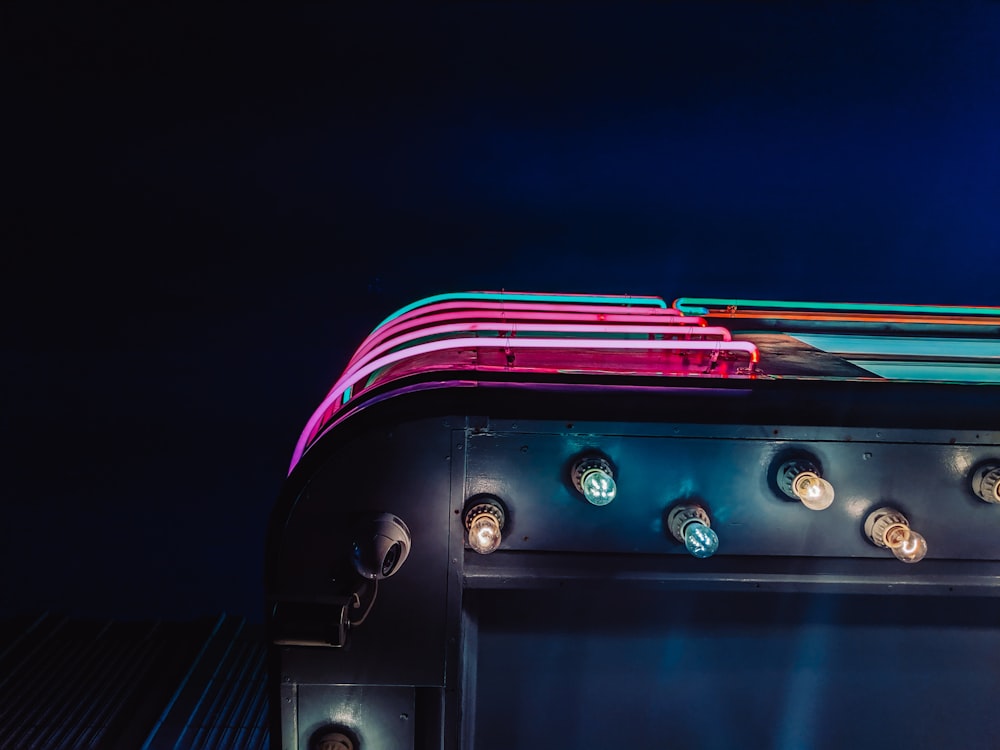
left=3, top=2, right=999, bottom=624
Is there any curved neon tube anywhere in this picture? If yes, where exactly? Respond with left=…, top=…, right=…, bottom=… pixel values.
left=330, top=299, right=714, bottom=405
left=339, top=315, right=721, bottom=398
left=332, top=321, right=737, bottom=405
left=290, top=336, right=758, bottom=472
left=374, top=291, right=668, bottom=331
left=365, top=299, right=689, bottom=358
left=353, top=306, right=705, bottom=372
left=327, top=299, right=708, bottom=403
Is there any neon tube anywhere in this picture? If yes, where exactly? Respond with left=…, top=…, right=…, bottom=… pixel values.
left=329, top=300, right=708, bottom=403
left=355, top=307, right=706, bottom=362
left=365, top=299, right=691, bottom=356
left=290, top=336, right=758, bottom=472
left=331, top=293, right=704, bottom=402
left=374, top=291, right=668, bottom=331
left=674, top=297, right=1000, bottom=319
left=340, top=315, right=721, bottom=397
left=354, top=306, right=705, bottom=371
left=332, top=321, right=737, bottom=406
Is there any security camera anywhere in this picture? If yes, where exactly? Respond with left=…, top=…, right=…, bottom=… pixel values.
left=351, top=513, right=411, bottom=579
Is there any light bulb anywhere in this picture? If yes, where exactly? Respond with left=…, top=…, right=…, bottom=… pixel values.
left=792, top=472, right=835, bottom=511
left=684, top=521, right=720, bottom=558
left=778, top=459, right=835, bottom=511
left=667, top=503, right=719, bottom=559
left=464, top=498, right=506, bottom=555
left=581, top=467, right=616, bottom=506
left=468, top=514, right=501, bottom=554
left=884, top=525, right=928, bottom=564
left=572, top=456, right=617, bottom=506
left=864, top=507, right=927, bottom=564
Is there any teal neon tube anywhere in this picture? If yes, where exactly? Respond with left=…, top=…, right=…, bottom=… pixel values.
left=375, top=291, right=667, bottom=331
left=673, top=297, right=1000, bottom=317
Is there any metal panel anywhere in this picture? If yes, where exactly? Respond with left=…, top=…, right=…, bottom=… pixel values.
left=473, top=588, right=1000, bottom=750
left=464, top=424, right=1000, bottom=560
left=296, top=685, right=414, bottom=750
left=270, top=418, right=455, bottom=688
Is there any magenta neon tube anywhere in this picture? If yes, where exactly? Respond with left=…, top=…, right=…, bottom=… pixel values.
left=332, top=322, right=734, bottom=403
left=346, top=308, right=709, bottom=377
left=290, top=335, right=759, bottom=472
left=332, top=304, right=708, bottom=401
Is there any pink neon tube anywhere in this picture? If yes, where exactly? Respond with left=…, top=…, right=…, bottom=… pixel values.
left=346, top=298, right=703, bottom=381
left=290, top=335, right=758, bottom=472
left=332, top=322, right=734, bottom=404
left=331, top=306, right=707, bottom=401
left=345, top=308, right=709, bottom=382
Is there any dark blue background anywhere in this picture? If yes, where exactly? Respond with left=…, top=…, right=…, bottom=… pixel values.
left=4, top=2, right=999, bottom=623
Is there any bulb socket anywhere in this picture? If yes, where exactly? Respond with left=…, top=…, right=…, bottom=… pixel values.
left=777, top=459, right=821, bottom=500
left=667, top=503, right=711, bottom=543
left=311, top=728, right=359, bottom=750
left=314, top=733, right=354, bottom=750
left=465, top=501, right=505, bottom=532
left=864, top=507, right=910, bottom=549
left=972, top=464, right=1000, bottom=504
left=571, top=456, right=614, bottom=494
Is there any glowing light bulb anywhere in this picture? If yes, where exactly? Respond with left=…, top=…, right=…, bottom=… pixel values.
left=572, top=456, right=617, bottom=506
left=778, top=459, right=835, bottom=511
left=884, top=525, right=928, bottom=564
left=581, top=467, right=616, bottom=506
left=684, top=521, right=720, bottom=558
left=464, top=499, right=506, bottom=555
left=864, top=507, right=927, bottom=564
left=792, top=472, right=835, bottom=511
left=667, top=503, right=719, bottom=559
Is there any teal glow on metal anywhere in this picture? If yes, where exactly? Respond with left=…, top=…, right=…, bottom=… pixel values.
left=375, top=291, right=668, bottom=331
left=793, top=334, right=1000, bottom=359
left=847, top=361, right=1000, bottom=384
left=673, top=297, right=1000, bottom=317
left=792, top=333, right=1000, bottom=383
